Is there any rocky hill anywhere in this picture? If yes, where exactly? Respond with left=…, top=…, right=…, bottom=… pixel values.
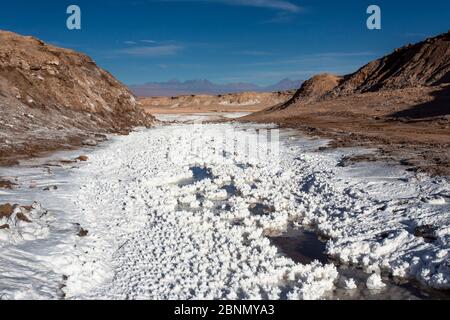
left=0, top=30, right=154, bottom=164
left=334, top=31, right=450, bottom=95
left=267, top=31, right=449, bottom=113
left=244, top=31, right=450, bottom=175
left=266, top=74, right=343, bottom=112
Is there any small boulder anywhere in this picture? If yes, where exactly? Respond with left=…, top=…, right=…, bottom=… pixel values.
left=0, top=203, right=14, bottom=219
left=43, top=186, right=58, bottom=191
left=77, top=228, right=89, bottom=237
left=16, top=212, right=32, bottom=223
left=414, top=225, right=437, bottom=242
left=76, top=155, right=89, bottom=162
left=0, top=180, right=16, bottom=189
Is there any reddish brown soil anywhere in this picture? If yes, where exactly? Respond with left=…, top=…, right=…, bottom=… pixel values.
left=243, top=86, right=450, bottom=176
left=242, top=31, right=450, bottom=176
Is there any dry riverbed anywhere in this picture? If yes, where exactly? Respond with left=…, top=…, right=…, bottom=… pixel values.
left=0, top=115, right=449, bottom=300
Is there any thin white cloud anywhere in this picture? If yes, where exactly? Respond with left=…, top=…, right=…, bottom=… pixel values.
left=118, top=45, right=184, bottom=57
left=159, top=0, right=301, bottom=13
left=219, top=0, right=301, bottom=13
left=239, top=50, right=273, bottom=56
left=124, top=40, right=157, bottom=45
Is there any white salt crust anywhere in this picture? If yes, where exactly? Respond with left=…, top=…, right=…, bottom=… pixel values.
left=0, top=123, right=449, bottom=299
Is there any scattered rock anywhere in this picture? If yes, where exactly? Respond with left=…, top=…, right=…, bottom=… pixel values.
left=0, top=224, right=10, bottom=230
left=0, top=203, right=14, bottom=218
left=337, top=154, right=378, bottom=167
left=413, top=225, right=438, bottom=242
left=16, top=212, right=32, bottom=223
left=0, top=179, right=16, bottom=189
left=21, top=205, right=33, bottom=211
left=43, top=185, right=58, bottom=191
left=249, top=203, right=275, bottom=216
left=94, top=133, right=107, bottom=140
left=59, top=159, right=77, bottom=165
left=77, top=227, right=89, bottom=237
left=76, top=155, right=89, bottom=162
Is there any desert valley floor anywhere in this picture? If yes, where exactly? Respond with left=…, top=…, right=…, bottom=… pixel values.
left=0, top=113, right=449, bottom=300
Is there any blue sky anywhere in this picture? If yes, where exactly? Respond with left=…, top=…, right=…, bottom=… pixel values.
left=1, top=0, right=449, bottom=85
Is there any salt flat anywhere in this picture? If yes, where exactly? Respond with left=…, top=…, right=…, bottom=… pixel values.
left=0, top=122, right=449, bottom=299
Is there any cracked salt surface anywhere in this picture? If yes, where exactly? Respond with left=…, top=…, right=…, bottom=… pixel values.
left=0, top=121, right=449, bottom=300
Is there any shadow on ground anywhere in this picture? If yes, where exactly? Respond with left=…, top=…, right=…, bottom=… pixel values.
left=390, top=85, right=450, bottom=119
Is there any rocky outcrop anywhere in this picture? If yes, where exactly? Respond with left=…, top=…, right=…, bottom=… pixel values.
left=0, top=30, right=154, bottom=163
left=295, top=74, right=343, bottom=100
left=242, top=31, right=450, bottom=176
left=261, top=31, right=450, bottom=113
left=333, top=31, right=450, bottom=95
left=0, top=30, right=154, bottom=128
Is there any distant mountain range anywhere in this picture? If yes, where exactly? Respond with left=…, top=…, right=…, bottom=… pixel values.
left=128, top=78, right=303, bottom=97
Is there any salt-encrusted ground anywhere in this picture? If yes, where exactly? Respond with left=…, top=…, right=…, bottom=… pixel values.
left=0, top=121, right=449, bottom=300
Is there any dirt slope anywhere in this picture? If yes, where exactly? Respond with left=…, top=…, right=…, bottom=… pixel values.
left=0, top=30, right=154, bottom=164
left=243, top=31, right=450, bottom=175
left=334, top=31, right=450, bottom=95
left=266, top=74, right=343, bottom=112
